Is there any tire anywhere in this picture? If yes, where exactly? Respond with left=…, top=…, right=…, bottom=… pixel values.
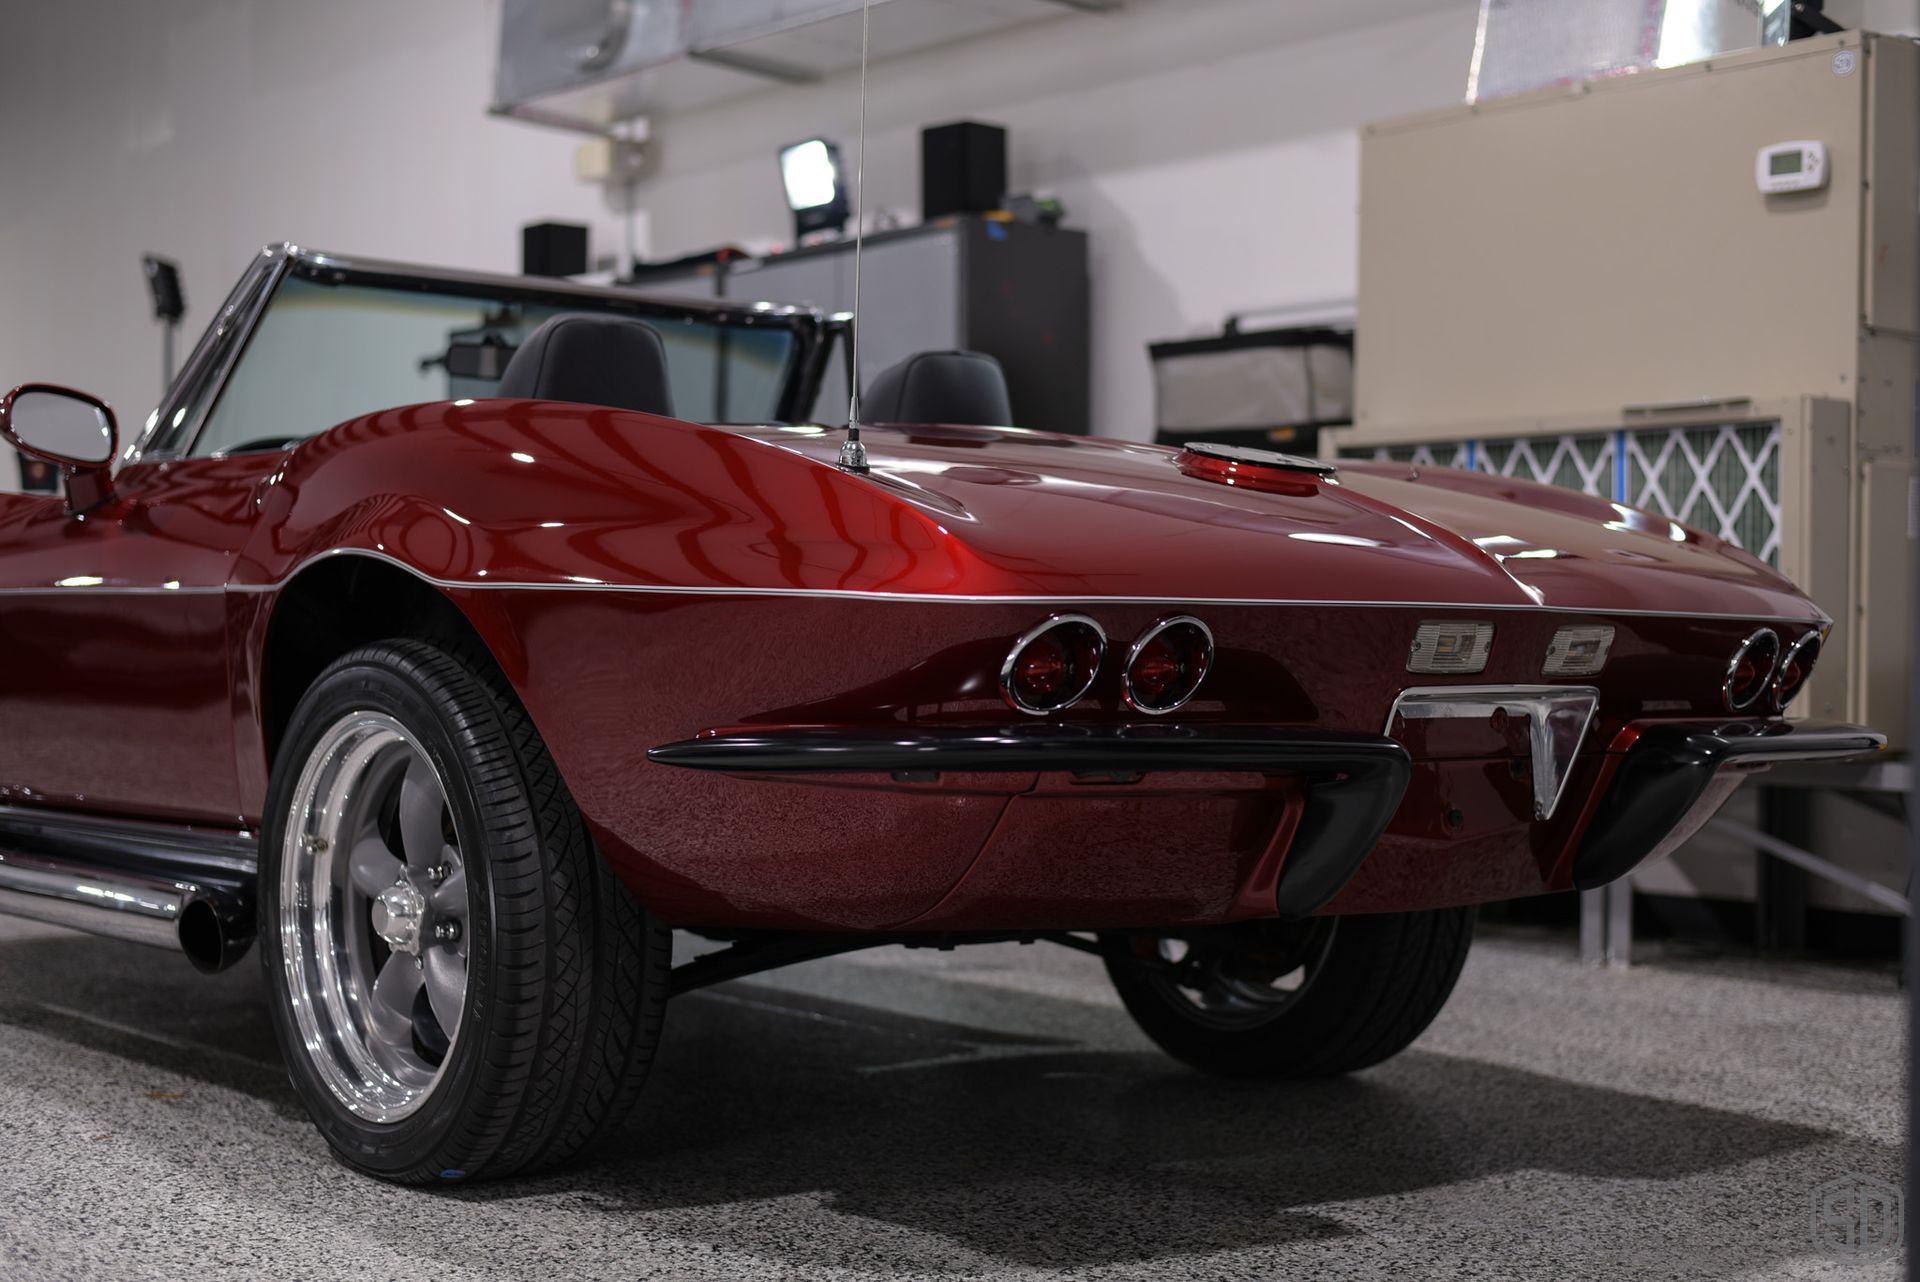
left=258, top=638, right=669, bottom=1183
left=1103, top=908, right=1474, bottom=1078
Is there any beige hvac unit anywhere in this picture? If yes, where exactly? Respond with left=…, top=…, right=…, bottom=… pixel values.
left=1336, top=31, right=1917, bottom=746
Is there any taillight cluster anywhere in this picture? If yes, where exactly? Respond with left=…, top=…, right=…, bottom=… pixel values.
left=1123, top=617, right=1214, bottom=714
left=1001, top=615, right=1105, bottom=715
left=999, top=615, right=1214, bottom=716
left=1723, top=627, right=1823, bottom=713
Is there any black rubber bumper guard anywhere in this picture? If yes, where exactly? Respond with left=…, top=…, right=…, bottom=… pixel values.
left=1573, top=719, right=1885, bottom=891
left=648, top=724, right=1412, bottom=919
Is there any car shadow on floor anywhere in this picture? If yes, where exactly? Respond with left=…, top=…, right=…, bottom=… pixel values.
left=517, top=980, right=1883, bottom=1271
left=0, top=929, right=1894, bottom=1275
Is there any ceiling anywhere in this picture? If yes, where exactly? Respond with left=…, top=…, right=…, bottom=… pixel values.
left=493, top=0, right=1122, bottom=131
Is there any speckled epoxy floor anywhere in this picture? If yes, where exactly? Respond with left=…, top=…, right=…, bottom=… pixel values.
left=0, top=915, right=1902, bottom=1281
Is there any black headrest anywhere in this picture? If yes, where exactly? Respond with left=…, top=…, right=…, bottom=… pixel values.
left=864, top=350, right=1011, bottom=427
left=496, top=314, right=674, bottom=418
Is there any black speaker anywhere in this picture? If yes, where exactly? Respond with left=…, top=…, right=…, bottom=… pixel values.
left=521, top=222, right=589, bottom=278
left=921, top=121, right=1007, bottom=221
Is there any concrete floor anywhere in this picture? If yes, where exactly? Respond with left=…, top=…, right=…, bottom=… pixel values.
left=0, top=915, right=1902, bottom=1282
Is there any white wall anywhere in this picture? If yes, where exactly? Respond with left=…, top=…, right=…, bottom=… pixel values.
left=0, top=0, right=1481, bottom=450
left=632, top=0, right=1482, bottom=440
left=0, top=0, right=625, bottom=453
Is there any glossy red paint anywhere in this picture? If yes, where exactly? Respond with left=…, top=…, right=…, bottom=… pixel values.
left=0, top=393, right=1836, bottom=929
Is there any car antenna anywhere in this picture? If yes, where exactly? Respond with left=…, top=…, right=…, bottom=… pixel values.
left=837, top=0, right=873, bottom=474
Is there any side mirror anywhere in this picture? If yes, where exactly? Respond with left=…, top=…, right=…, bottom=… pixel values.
left=0, top=383, right=118, bottom=513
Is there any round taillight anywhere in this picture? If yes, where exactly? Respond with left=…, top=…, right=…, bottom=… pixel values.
left=1723, top=628, right=1781, bottom=711
left=1122, top=616, right=1214, bottom=715
left=1771, top=630, right=1822, bottom=712
left=1001, top=615, right=1105, bottom=715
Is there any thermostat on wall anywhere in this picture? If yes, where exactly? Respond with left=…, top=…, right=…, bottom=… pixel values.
left=1755, top=141, right=1828, bottom=194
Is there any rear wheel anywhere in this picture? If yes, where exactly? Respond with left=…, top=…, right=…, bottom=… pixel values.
left=1102, top=908, right=1474, bottom=1078
left=259, top=638, right=669, bottom=1183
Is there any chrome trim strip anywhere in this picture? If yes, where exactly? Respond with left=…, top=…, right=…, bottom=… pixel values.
left=213, top=547, right=1833, bottom=623
left=1385, top=684, right=1601, bottom=821
left=999, top=614, right=1107, bottom=716
left=0, top=585, right=228, bottom=597
left=286, top=244, right=824, bottom=327
left=130, top=246, right=292, bottom=462
left=0, top=545, right=1824, bottom=623
left=1120, top=615, right=1215, bottom=715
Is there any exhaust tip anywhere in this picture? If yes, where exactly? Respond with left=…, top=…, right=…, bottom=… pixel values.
left=179, top=895, right=254, bottom=974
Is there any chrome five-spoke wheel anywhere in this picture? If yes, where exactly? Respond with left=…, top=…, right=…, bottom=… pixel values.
left=280, top=711, right=471, bottom=1123
left=262, top=640, right=668, bottom=1183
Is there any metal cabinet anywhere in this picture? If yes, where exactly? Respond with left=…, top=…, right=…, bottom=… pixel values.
left=636, top=215, right=1090, bottom=434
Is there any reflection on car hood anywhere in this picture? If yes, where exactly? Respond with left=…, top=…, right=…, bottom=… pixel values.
left=745, top=422, right=1817, bottom=621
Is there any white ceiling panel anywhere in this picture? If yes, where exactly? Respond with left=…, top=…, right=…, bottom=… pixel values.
left=496, top=0, right=1124, bottom=129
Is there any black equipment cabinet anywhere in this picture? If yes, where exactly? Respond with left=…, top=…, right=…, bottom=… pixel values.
left=632, top=215, right=1091, bottom=435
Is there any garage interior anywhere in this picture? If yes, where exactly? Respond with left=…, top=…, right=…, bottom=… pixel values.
left=0, top=0, right=1913, bottom=1278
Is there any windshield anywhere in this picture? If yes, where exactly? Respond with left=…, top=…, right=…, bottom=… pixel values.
left=182, top=274, right=799, bottom=458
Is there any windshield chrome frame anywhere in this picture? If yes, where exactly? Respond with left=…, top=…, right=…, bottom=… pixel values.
left=126, top=243, right=836, bottom=465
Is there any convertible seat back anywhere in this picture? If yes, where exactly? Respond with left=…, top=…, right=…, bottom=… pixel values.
left=864, top=350, right=1012, bottom=427
left=497, top=314, right=675, bottom=418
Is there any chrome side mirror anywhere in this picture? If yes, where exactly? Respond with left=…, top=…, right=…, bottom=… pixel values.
left=0, top=384, right=118, bottom=513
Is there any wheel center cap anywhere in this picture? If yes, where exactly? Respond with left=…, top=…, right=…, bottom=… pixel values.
left=370, top=879, right=428, bottom=955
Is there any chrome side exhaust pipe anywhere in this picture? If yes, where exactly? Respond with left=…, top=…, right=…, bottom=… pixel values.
left=0, top=850, right=255, bottom=973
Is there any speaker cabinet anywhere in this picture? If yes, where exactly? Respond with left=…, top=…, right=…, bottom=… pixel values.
left=521, top=222, right=589, bottom=278
left=921, top=121, right=1007, bottom=221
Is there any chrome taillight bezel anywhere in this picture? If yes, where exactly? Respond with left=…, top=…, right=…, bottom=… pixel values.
left=1769, top=629, right=1823, bottom=713
left=999, top=614, right=1107, bottom=716
left=1722, top=627, right=1781, bottom=711
left=1121, top=615, right=1215, bottom=716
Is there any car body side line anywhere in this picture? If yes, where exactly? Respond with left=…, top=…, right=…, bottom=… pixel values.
left=217, top=546, right=1831, bottom=624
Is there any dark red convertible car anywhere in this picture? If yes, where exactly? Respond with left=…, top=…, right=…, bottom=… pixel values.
left=0, top=244, right=1880, bottom=1182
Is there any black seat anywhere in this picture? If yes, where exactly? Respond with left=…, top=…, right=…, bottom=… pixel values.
left=863, top=350, right=1012, bottom=426
left=496, top=314, right=674, bottom=418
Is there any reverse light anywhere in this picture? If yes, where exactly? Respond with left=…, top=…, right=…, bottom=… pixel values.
left=1543, top=625, right=1615, bottom=677
left=1407, top=621, right=1494, bottom=675
left=1723, top=628, right=1781, bottom=711
left=1770, top=630, right=1822, bottom=712
left=1001, top=615, right=1105, bottom=716
left=1123, top=616, right=1214, bottom=715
